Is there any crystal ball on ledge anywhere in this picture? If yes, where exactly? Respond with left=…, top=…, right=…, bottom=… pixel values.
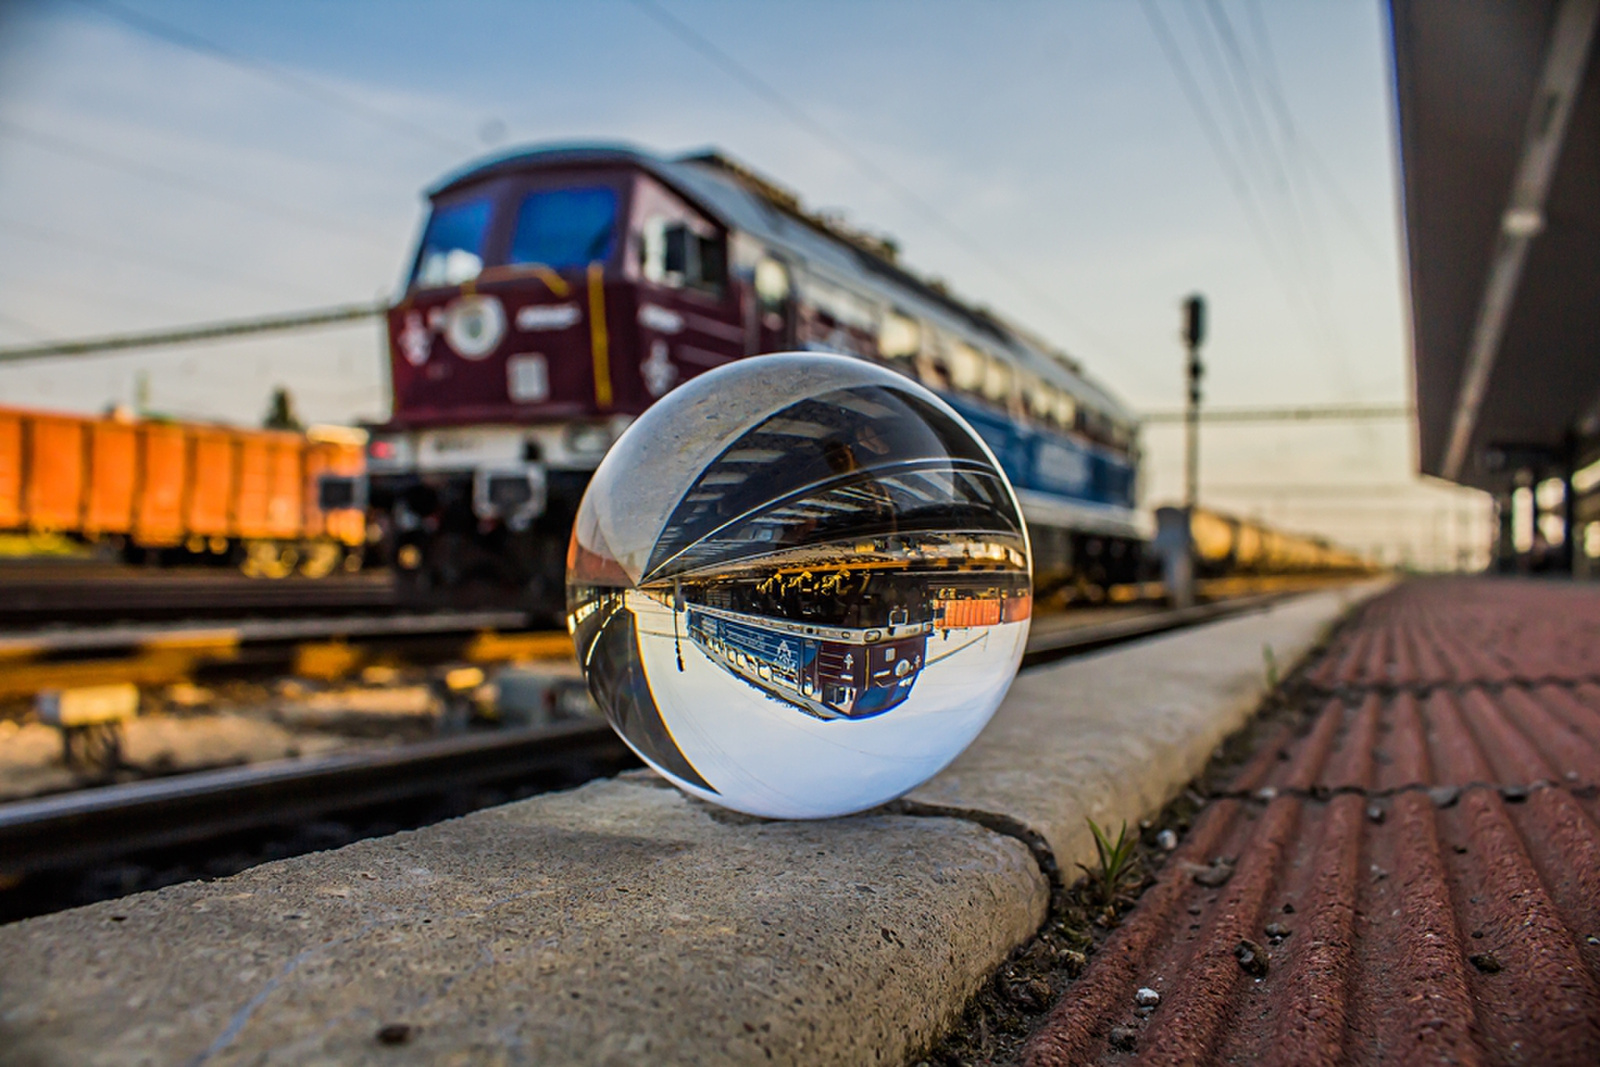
left=567, top=353, right=1031, bottom=818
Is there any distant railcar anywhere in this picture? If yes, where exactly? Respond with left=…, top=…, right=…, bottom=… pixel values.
left=1164, top=505, right=1370, bottom=577
left=0, top=407, right=366, bottom=576
left=326, top=144, right=1145, bottom=617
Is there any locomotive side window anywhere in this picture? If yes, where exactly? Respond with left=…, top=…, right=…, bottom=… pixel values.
left=412, top=197, right=492, bottom=289
left=648, top=220, right=726, bottom=293
left=632, top=175, right=728, bottom=297
left=1055, top=391, right=1077, bottom=432
left=946, top=340, right=985, bottom=393
left=981, top=354, right=1014, bottom=406
left=878, top=311, right=920, bottom=360
left=1024, top=376, right=1054, bottom=421
left=509, top=187, right=618, bottom=269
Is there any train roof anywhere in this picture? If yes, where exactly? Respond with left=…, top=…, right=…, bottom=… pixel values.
left=429, top=142, right=1136, bottom=427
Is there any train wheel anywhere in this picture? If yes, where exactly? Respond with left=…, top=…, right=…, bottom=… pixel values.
left=296, top=540, right=343, bottom=579
left=241, top=540, right=297, bottom=579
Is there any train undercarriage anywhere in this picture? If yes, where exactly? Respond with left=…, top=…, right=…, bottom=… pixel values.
left=359, top=468, right=589, bottom=621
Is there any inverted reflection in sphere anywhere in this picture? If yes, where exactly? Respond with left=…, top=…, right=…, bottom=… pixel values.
left=567, top=354, right=1031, bottom=818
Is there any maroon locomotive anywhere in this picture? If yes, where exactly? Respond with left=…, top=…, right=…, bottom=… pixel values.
left=326, top=144, right=1145, bottom=618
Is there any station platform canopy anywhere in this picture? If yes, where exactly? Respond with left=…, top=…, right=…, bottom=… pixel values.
left=1391, top=0, right=1600, bottom=492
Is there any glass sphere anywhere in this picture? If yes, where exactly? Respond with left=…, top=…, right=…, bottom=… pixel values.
left=567, top=353, right=1031, bottom=818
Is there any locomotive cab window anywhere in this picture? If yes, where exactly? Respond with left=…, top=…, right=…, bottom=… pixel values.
left=509, top=186, right=618, bottom=270
left=411, top=196, right=492, bottom=289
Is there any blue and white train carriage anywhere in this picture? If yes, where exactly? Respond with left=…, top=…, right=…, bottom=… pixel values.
left=632, top=147, right=1147, bottom=591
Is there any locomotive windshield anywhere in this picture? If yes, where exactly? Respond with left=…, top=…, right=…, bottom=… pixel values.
left=411, top=196, right=492, bottom=289
left=509, top=186, right=618, bottom=269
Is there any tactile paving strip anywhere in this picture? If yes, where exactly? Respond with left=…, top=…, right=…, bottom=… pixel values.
left=1023, top=579, right=1600, bottom=1066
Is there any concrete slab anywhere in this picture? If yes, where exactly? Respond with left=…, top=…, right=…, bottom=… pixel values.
left=0, top=777, right=1047, bottom=1066
left=905, top=583, right=1387, bottom=887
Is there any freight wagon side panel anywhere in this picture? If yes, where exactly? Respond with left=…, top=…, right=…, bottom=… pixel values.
left=25, top=415, right=86, bottom=532
left=234, top=437, right=268, bottom=538
left=265, top=439, right=304, bottom=539
left=187, top=429, right=235, bottom=539
left=85, top=420, right=137, bottom=535
left=0, top=412, right=21, bottom=530
left=134, top=424, right=188, bottom=547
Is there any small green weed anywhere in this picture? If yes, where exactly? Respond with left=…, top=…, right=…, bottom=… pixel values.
left=1263, top=643, right=1279, bottom=689
left=1078, top=818, right=1140, bottom=905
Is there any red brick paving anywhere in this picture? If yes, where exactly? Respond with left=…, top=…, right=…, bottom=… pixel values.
left=1023, top=579, right=1600, bottom=1066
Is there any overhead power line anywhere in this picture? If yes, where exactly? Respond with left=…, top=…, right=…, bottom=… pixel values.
left=0, top=302, right=386, bottom=364
left=0, top=215, right=335, bottom=305
left=1140, top=0, right=1359, bottom=397
left=0, top=118, right=393, bottom=251
left=1240, top=0, right=1386, bottom=262
left=625, top=0, right=1128, bottom=364
left=79, top=0, right=473, bottom=156
left=1139, top=402, right=1411, bottom=424
left=1199, top=481, right=1483, bottom=497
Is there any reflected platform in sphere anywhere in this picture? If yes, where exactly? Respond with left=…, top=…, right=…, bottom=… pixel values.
left=567, top=353, right=1032, bottom=818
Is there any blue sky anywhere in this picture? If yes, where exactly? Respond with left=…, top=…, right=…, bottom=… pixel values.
left=0, top=0, right=1487, bottom=563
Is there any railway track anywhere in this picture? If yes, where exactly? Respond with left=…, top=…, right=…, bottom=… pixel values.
left=0, top=721, right=631, bottom=881
left=0, top=589, right=1295, bottom=925
left=0, top=565, right=399, bottom=623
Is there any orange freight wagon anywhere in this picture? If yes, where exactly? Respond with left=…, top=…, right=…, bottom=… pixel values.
left=0, top=406, right=367, bottom=577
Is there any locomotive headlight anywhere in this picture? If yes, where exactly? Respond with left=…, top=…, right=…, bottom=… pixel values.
left=443, top=295, right=506, bottom=360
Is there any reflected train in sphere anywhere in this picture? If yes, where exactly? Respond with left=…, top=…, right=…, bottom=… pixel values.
left=684, top=605, right=930, bottom=722
left=681, top=568, right=1031, bottom=722
left=566, top=355, right=1031, bottom=818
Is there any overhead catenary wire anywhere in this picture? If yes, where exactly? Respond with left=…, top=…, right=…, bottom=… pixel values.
left=1183, top=1, right=1337, bottom=355
left=1240, top=0, right=1386, bottom=262
left=1199, top=0, right=1326, bottom=290
left=1139, top=0, right=1359, bottom=398
left=77, top=0, right=474, bottom=157
left=0, top=302, right=387, bottom=364
left=1139, top=402, right=1410, bottom=423
left=1199, top=0, right=1360, bottom=396
left=625, top=0, right=1129, bottom=365
left=1136, top=3, right=1296, bottom=299
left=0, top=118, right=395, bottom=252
left=0, top=216, right=339, bottom=306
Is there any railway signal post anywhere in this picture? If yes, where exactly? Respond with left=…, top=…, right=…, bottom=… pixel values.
left=1184, top=294, right=1205, bottom=512
left=1163, top=294, right=1205, bottom=607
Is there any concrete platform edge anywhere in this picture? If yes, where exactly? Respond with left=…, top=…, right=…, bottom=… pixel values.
left=0, top=584, right=1383, bottom=1066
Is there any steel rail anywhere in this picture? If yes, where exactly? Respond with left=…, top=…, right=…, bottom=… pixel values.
left=0, top=610, right=533, bottom=657
left=0, top=722, right=629, bottom=877
left=1019, top=592, right=1283, bottom=668
left=0, top=571, right=400, bottom=623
